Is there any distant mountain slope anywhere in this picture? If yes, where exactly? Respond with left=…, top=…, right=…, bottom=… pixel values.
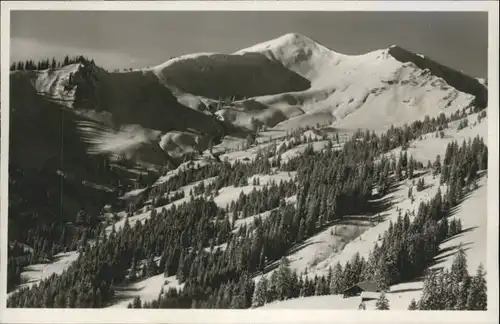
left=226, top=33, right=487, bottom=132
left=149, top=52, right=311, bottom=100
left=30, top=62, right=223, bottom=136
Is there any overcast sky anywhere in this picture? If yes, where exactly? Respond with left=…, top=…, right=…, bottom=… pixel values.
left=10, top=11, right=488, bottom=77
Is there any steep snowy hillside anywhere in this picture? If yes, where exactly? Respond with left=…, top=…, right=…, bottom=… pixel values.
left=255, top=112, right=489, bottom=310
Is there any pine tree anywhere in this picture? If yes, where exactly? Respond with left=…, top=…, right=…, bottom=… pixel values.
left=296, top=219, right=306, bottom=242
left=408, top=156, right=415, bottom=179
left=374, top=259, right=391, bottom=292
left=466, top=264, right=487, bottom=310
left=440, top=164, right=450, bottom=184
left=75, top=289, right=84, bottom=308
left=395, top=160, right=403, bottom=181
left=450, top=246, right=468, bottom=283
left=329, top=262, right=344, bottom=294
left=252, top=275, right=268, bottom=307
left=129, top=257, right=137, bottom=281
left=53, top=291, right=66, bottom=308
left=132, top=296, right=142, bottom=308
left=375, top=292, right=390, bottom=310
left=455, top=275, right=471, bottom=310
left=230, top=289, right=246, bottom=309
left=433, top=155, right=442, bottom=175
left=288, top=271, right=299, bottom=298
left=442, top=270, right=456, bottom=309
left=416, top=177, right=425, bottom=192
left=158, top=253, right=167, bottom=274
left=408, top=298, right=418, bottom=310
left=408, top=186, right=413, bottom=199
left=276, top=257, right=292, bottom=300
left=66, top=289, right=76, bottom=308
left=306, top=198, right=319, bottom=236
left=146, top=255, right=157, bottom=277
left=418, top=271, right=440, bottom=310
left=267, top=271, right=278, bottom=303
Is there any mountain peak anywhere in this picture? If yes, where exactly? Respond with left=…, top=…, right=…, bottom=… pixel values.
left=235, top=32, right=329, bottom=56
left=277, top=32, right=312, bottom=41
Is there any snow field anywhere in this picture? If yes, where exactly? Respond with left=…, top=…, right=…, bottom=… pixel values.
left=8, top=251, right=79, bottom=297
left=109, top=275, right=184, bottom=308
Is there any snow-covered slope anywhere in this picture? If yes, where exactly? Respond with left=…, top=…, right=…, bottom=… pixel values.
left=8, top=252, right=79, bottom=297
left=255, top=113, right=488, bottom=310
left=264, top=170, right=487, bottom=311
left=236, top=33, right=347, bottom=86
left=30, top=64, right=81, bottom=108
left=109, top=274, right=184, bottom=308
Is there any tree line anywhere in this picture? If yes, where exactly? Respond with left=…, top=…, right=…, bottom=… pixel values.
left=409, top=248, right=487, bottom=310
left=10, top=55, right=95, bottom=71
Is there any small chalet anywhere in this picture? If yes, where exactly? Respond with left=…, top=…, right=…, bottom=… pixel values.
left=342, top=281, right=382, bottom=301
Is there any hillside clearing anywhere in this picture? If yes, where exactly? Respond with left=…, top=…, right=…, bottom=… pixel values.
left=109, top=274, right=184, bottom=309
left=8, top=251, right=79, bottom=297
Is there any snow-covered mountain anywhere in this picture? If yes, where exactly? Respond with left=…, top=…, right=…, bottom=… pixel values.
left=10, top=32, right=487, bottom=167
left=230, top=33, right=485, bottom=131
left=140, top=33, right=486, bottom=134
